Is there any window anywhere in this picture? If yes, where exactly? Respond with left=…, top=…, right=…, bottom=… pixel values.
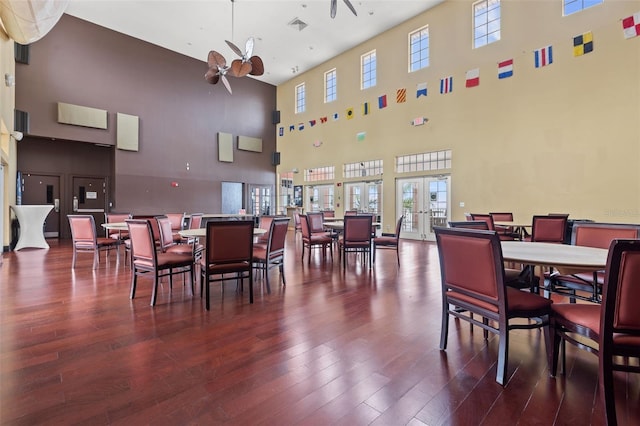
left=343, top=160, right=383, bottom=179
left=304, top=166, right=335, bottom=182
left=473, top=0, right=501, bottom=48
left=361, top=50, right=376, bottom=90
left=295, top=83, right=305, bottom=114
left=324, top=69, right=337, bottom=103
left=563, top=0, right=603, bottom=15
left=396, top=150, right=452, bottom=173
left=409, top=26, right=430, bottom=72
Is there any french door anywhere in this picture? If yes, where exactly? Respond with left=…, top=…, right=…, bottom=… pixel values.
left=343, top=181, right=382, bottom=217
left=396, top=176, right=450, bottom=241
left=305, top=184, right=334, bottom=212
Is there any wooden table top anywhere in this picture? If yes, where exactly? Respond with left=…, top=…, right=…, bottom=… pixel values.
left=179, top=228, right=267, bottom=238
left=501, top=241, right=607, bottom=275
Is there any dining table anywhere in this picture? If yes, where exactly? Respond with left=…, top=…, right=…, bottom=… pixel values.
left=178, top=228, right=267, bottom=238
left=501, top=241, right=607, bottom=276
left=495, top=221, right=532, bottom=240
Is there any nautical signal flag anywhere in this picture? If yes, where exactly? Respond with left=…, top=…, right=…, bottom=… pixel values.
left=498, top=59, right=514, bottom=79
left=298, top=123, right=304, bottom=131
left=465, top=68, right=480, bottom=88
left=332, top=112, right=339, bottom=120
left=416, top=83, right=427, bottom=98
left=289, top=125, right=295, bottom=132
left=534, top=45, right=553, bottom=68
left=346, top=108, right=354, bottom=119
left=378, top=95, right=387, bottom=109
left=622, top=12, right=640, bottom=39
left=362, top=102, right=370, bottom=116
left=573, top=31, right=593, bottom=56
left=320, top=116, right=328, bottom=123
left=309, top=119, right=317, bottom=127
left=279, top=127, right=284, bottom=136
left=440, top=76, right=453, bottom=94
left=396, top=88, right=407, bottom=103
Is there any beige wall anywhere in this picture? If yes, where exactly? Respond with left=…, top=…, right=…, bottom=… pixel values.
left=0, top=28, right=17, bottom=249
left=276, top=0, right=640, bottom=231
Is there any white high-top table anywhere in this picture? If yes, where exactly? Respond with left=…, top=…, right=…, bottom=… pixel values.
left=11, top=205, right=54, bottom=250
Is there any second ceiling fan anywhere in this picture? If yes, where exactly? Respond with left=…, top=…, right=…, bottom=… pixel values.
left=331, top=0, right=358, bottom=18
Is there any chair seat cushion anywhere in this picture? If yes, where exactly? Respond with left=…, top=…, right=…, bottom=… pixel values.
left=253, top=246, right=267, bottom=261
left=166, top=244, right=193, bottom=255
left=506, top=287, right=552, bottom=317
left=551, top=303, right=600, bottom=335
left=447, top=290, right=498, bottom=314
left=308, top=235, right=332, bottom=244
left=201, top=260, right=251, bottom=275
left=157, top=252, right=193, bottom=268
left=373, top=236, right=396, bottom=245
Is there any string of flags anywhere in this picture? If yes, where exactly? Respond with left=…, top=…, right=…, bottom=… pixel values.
left=280, top=13, right=639, bottom=136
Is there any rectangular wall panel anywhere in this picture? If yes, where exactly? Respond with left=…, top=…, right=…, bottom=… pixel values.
left=237, top=135, right=262, bottom=153
left=218, top=132, right=233, bottom=162
left=57, top=102, right=107, bottom=129
left=116, top=113, right=139, bottom=151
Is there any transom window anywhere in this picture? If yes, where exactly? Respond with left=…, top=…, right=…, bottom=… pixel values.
left=304, top=166, right=335, bottom=182
left=361, top=50, right=376, bottom=90
left=325, top=69, right=337, bottom=103
left=396, top=150, right=452, bottom=173
left=409, top=26, right=430, bottom=72
left=295, top=83, right=305, bottom=114
left=563, top=0, right=603, bottom=16
left=343, top=160, right=383, bottom=179
left=473, top=0, right=501, bottom=48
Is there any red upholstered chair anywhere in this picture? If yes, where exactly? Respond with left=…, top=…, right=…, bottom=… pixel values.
left=373, top=215, right=403, bottom=266
left=156, top=216, right=193, bottom=256
left=549, top=239, right=640, bottom=425
left=470, top=213, right=516, bottom=241
left=550, top=223, right=640, bottom=302
left=489, top=212, right=520, bottom=239
left=529, top=215, right=568, bottom=244
left=166, top=213, right=186, bottom=243
left=200, top=220, right=255, bottom=310
left=68, top=215, right=120, bottom=269
left=126, top=219, right=194, bottom=306
left=293, top=211, right=302, bottom=237
left=435, top=227, right=553, bottom=385
left=104, top=212, right=131, bottom=239
left=252, top=217, right=290, bottom=292
left=255, top=215, right=276, bottom=249
left=307, top=212, right=330, bottom=236
left=344, top=210, right=358, bottom=216
left=338, top=215, right=373, bottom=270
left=323, top=210, right=335, bottom=218
left=300, top=214, right=333, bottom=263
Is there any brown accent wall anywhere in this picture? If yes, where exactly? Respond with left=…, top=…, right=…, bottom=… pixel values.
left=16, top=14, right=277, bottom=216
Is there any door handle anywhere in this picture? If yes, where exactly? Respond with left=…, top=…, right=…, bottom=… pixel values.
left=54, top=198, right=60, bottom=213
left=73, top=196, right=78, bottom=212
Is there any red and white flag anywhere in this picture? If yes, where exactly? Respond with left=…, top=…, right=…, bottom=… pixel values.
left=622, top=12, right=640, bottom=39
left=465, top=68, right=480, bottom=88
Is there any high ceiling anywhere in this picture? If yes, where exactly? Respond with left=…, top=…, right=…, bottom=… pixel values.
left=65, top=0, right=444, bottom=86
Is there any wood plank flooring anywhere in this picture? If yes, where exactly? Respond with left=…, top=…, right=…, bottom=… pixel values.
left=1, top=233, right=638, bottom=425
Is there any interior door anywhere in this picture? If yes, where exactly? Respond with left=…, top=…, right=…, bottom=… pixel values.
left=396, top=176, right=450, bottom=241
left=248, top=184, right=274, bottom=216
left=21, top=173, right=60, bottom=238
left=72, top=176, right=107, bottom=232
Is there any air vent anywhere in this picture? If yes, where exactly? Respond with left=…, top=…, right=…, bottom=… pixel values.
left=288, top=18, right=308, bottom=31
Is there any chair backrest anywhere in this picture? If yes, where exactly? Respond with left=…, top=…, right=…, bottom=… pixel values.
left=323, top=210, right=335, bottom=218
left=257, top=215, right=276, bottom=243
left=132, top=215, right=161, bottom=243
left=105, top=212, right=131, bottom=237
left=490, top=212, right=514, bottom=222
left=188, top=213, right=203, bottom=229
left=470, top=213, right=495, bottom=231
left=205, top=220, right=254, bottom=266
left=449, top=220, right=490, bottom=230
left=435, top=227, right=506, bottom=312
left=126, top=219, right=157, bottom=264
left=68, top=215, right=98, bottom=244
left=266, top=217, right=290, bottom=257
left=572, top=223, right=640, bottom=249
left=344, top=210, right=358, bottom=216
left=307, top=212, right=325, bottom=233
left=156, top=216, right=176, bottom=251
left=394, top=215, right=405, bottom=236
left=166, top=213, right=185, bottom=231
left=343, top=215, right=373, bottom=243
left=600, top=239, right=640, bottom=349
left=293, top=211, right=302, bottom=230
left=531, top=215, right=567, bottom=243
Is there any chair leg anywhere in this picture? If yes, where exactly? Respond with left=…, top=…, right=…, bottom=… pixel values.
left=205, top=274, right=210, bottom=310
left=496, top=329, right=509, bottom=386
left=151, top=271, right=159, bottom=306
left=280, top=262, right=286, bottom=285
left=599, top=353, right=618, bottom=426
left=130, top=269, right=138, bottom=299
left=72, top=248, right=77, bottom=268
left=439, top=302, right=450, bottom=350
left=93, top=249, right=99, bottom=270
left=265, top=262, right=271, bottom=294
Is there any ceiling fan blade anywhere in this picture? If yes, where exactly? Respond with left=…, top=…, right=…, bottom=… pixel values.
left=330, top=0, right=337, bottom=18
left=225, top=40, right=244, bottom=57
left=208, top=50, right=227, bottom=68
left=204, top=70, right=220, bottom=85
left=230, top=59, right=252, bottom=77
left=248, top=56, right=264, bottom=76
left=343, top=0, right=358, bottom=16
left=245, top=37, right=254, bottom=59
left=221, top=75, right=232, bottom=94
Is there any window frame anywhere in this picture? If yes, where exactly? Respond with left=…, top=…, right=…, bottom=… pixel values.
left=324, top=68, right=337, bottom=103
left=295, top=82, right=306, bottom=114
left=563, top=0, right=603, bottom=16
left=361, top=50, right=377, bottom=90
left=473, top=0, right=501, bottom=49
left=408, top=26, right=430, bottom=72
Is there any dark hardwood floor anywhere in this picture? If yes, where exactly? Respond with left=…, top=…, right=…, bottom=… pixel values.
left=1, top=233, right=638, bottom=425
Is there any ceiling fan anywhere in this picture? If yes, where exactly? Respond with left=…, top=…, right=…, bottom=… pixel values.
left=204, top=50, right=233, bottom=94
left=225, top=37, right=265, bottom=78
left=331, top=0, right=358, bottom=18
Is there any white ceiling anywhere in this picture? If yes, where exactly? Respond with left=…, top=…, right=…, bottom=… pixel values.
left=65, top=0, right=444, bottom=86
